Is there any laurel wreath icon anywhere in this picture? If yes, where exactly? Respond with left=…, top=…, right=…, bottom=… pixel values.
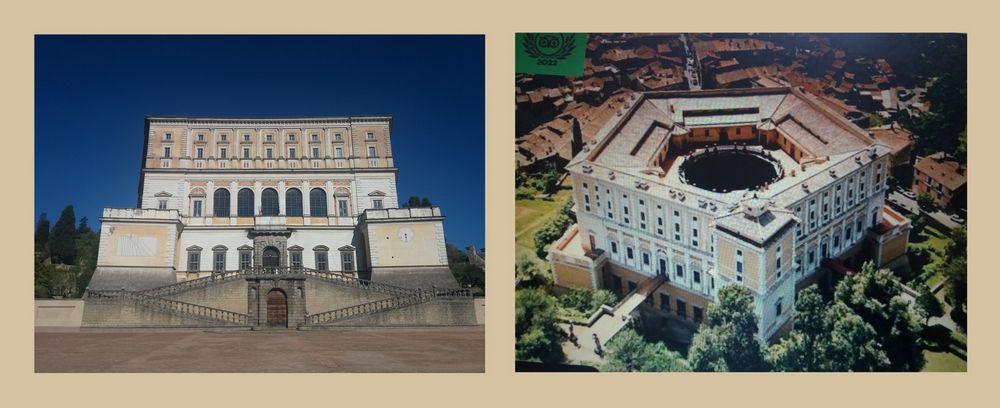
left=523, top=33, right=576, bottom=66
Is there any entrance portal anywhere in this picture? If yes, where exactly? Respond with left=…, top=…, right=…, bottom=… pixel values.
left=266, top=289, right=287, bottom=327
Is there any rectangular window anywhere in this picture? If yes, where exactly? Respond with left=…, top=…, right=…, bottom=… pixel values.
left=163, top=146, right=171, bottom=158
left=266, top=134, right=273, bottom=142
left=239, top=251, right=252, bottom=269
left=192, top=200, right=202, bottom=217
left=373, top=199, right=383, bottom=209
left=311, top=134, right=319, bottom=142
left=675, top=264, right=683, bottom=278
left=676, top=299, right=687, bottom=318
left=288, top=134, right=295, bottom=142
left=290, top=252, right=302, bottom=268
left=266, top=147, right=273, bottom=159
left=312, top=147, right=320, bottom=158
left=196, top=147, right=204, bottom=159
left=289, top=147, right=297, bottom=159
left=158, top=199, right=168, bottom=210
left=220, top=147, right=227, bottom=158
left=220, top=134, right=227, bottom=142
left=315, top=252, right=328, bottom=271
left=368, top=145, right=377, bottom=156
left=213, top=252, right=225, bottom=271
left=243, top=134, right=251, bottom=142
left=693, top=306, right=703, bottom=323
left=642, top=252, right=650, bottom=266
left=243, top=147, right=251, bottom=159
left=659, top=293, right=670, bottom=311
left=341, top=252, right=355, bottom=271
left=693, top=270, right=701, bottom=284
left=164, top=132, right=172, bottom=141
left=335, top=133, right=343, bottom=141
left=626, top=247, right=634, bottom=260
left=197, top=134, right=205, bottom=142
left=776, top=246, right=783, bottom=271
left=338, top=199, right=349, bottom=217
left=366, top=132, right=374, bottom=140
left=776, top=299, right=784, bottom=317
left=610, top=241, right=618, bottom=255
left=736, top=249, right=744, bottom=282
left=187, top=253, right=200, bottom=271
left=335, top=146, right=344, bottom=158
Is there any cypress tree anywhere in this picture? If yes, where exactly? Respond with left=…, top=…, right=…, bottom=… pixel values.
left=78, top=216, right=92, bottom=234
left=48, top=205, right=78, bottom=265
left=34, top=213, right=50, bottom=254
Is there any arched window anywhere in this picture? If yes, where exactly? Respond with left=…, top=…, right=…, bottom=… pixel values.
left=261, top=188, right=279, bottom=216
left=285, top=188, right=303, bottom=216
left=310, top=188, right=328, bottom=216
left=213, top=189, right=230, bottom=217
left=237, top=188, right=255, bottom=217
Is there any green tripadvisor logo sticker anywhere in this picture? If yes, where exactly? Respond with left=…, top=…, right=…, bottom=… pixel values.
left=516, top=33, right=587, bottom=77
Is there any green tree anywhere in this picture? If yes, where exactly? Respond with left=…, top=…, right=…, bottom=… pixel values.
left=915, top=283, right=944, bottom=324
left=916, top=192, right=936, bottom=211
left=403, top=196, right=421, bottom=208
left=942, top=255, right=967, bottom=330
left=533, top=169, right=560, bottom=195
left=601, top=328, right=689, bottom=372
left=688, top=285, right=766, bottom=371
left=515, top=254, right=551, bottom=289
left=34, top=254, right=52, bottom=298
left=767, top=285, right=890, bottom=372
left=820, top=303, right=890, bottom=371
left=515, top=288, right=564, bottom=363
left=48, top=205, right=78, bottom=265
left=558, top=288, right=618, bottom=315
left=77, top=216, right=92, bottom=234
left=420, top=197, right=432, bottom=207
left=533, top=212, right=573, bottom=258
left=834, top=262, right=925, bottom=371
left=35, top=212, right=50, bottom=254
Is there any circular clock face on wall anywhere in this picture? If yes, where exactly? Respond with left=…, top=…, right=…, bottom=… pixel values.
left=398, top=227, right=414, bottom=242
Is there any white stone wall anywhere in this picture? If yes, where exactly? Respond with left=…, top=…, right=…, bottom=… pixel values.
left=175, top=227, right=359, bottom=272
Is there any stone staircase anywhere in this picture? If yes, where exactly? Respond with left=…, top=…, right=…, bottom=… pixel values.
left=307, top=287, right=473, bottom=326
left=87, top=289, right=249, bottom=326
left=86, top=267, right=472, bottom=328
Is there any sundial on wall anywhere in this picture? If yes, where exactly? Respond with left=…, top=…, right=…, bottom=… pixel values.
left=398, top=227, right=414, bottom=242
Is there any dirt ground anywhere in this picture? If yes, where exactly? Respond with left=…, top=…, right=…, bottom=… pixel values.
left=35, top=326, right=484, bottom=373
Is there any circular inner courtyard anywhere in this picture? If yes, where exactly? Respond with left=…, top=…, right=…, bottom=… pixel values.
left=679, top=147, right=783, bottom=193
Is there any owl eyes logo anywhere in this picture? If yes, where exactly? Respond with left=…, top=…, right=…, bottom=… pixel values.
left=522, top=33, right=576, bottom=66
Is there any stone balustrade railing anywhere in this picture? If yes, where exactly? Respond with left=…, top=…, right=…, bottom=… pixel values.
left=88, top=290, right=248, bottom=325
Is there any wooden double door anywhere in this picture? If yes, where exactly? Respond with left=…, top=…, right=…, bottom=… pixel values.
left=266, top=289, right=287, bottom=328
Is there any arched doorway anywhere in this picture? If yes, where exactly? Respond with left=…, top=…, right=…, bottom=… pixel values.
left=266, top=289, right=287, bottom=328
left=262, top=246, right=280, bottom=269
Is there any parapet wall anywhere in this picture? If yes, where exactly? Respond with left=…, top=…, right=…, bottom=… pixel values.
left=318, top=298, right=478, bottom=327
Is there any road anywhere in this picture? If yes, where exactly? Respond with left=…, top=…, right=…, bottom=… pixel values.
left=885, top=188, right=963, bottom=231
left=679, top=34, right=701, bottom=91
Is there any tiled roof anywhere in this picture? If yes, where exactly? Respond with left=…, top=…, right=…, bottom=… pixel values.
left=914, top=153, right=967, bottom=191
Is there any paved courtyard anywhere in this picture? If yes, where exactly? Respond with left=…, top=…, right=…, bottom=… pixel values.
left=35, top=326, right=484, bottom=373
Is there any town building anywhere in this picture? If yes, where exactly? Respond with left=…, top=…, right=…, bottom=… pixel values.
left=548, top=87, right=907, bottom=342
left=912, top=152, right=968, bottom=210
left=84, top=116, right=475, bottom=329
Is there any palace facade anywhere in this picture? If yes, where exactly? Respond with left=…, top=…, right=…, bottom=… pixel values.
left=85, top=116, right=472, bottom=329
left=549, top=87, right=910, bottom=341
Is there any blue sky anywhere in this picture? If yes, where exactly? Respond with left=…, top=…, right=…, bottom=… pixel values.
left=35, top=35, right=485, bottom=249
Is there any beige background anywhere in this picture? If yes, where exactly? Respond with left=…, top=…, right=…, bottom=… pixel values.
left=2, top=0, right=996, bottom=407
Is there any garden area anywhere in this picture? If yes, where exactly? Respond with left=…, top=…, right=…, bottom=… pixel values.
left=515, top=170, right=573, bottom=272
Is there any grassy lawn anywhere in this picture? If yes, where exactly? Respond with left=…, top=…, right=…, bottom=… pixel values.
left=922, top=350, right=966, bottom=372
left=515, top=184, right=573, bottom=270
left=908, top=224, right=951, bottom=286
